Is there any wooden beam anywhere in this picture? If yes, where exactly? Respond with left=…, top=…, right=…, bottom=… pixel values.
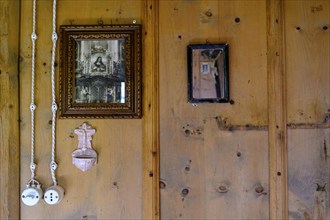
left=142, top=0, right=159, bottom=219
left=0, top=0, right=20, bottom=219
left=267, top=0, right=288, bottom=219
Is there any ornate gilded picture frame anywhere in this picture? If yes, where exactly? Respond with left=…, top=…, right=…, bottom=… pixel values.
left=187, top=44, right=229, bottom=103
left=60, top=25, right=142, bottom=118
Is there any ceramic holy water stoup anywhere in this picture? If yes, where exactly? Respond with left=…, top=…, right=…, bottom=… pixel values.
left=72, top=123, right=97, bottom=171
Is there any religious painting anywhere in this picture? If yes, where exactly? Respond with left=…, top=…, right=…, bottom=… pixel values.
left=60, top=25, right=142, bottom=118
left=187, top=44, right=229, bottom=103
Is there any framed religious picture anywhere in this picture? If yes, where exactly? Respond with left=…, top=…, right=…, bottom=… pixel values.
left=59, top=24, right=142, bottom=118
left=187, top=44, right=229, bottom=103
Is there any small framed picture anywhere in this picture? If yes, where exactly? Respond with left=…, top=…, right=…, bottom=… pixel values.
left=60, top=25, right=142, bottom=118
left=187, top=44, right=229, bottom=103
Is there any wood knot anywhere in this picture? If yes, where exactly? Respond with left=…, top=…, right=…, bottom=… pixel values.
left=316, top=183, right=326, bottom=192
left=182, top=124, right=203, bottom=137
left=184, top=129, right=191, bottom=136
left=311, top=5, right=323, bottom=13
left=160, top=180, right=166, bottom=189
left=255, top=185, right=265, bottom=194
left=204, top=10, right=212, bottom=17
left=217, top=185, right=228, bottom=193
left=112, top=181, right=119, bottom=189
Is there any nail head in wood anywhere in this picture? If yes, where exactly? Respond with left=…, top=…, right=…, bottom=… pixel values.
left=181, top=188, right=189, bottom=196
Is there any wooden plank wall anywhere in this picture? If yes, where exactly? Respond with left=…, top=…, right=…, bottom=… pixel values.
left=159, top=1, right=269, bottom=219
left=159, top=0, right=329, bottom=219
left=1, top=0, right=327, bottom=219
left=0, top=0, right=20, bottom=219
left=19, top=1, right=146, bottom=219
left=285, top=1, right=330, bottom=219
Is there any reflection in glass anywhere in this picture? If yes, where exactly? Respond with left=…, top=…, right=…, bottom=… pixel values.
left=192, top=49, right=224, bottom=99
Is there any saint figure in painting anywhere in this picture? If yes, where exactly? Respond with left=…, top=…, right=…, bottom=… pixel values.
left=92, top=56, right=106, bottom=72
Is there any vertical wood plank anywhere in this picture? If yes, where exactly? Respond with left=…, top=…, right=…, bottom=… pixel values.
left=267, top=0, right=288, bottom=219
left=285, top=0, right=329, bottom=124
left=287, top=128, right=330, bottom=219
left=284, top=1, right=330, bottom=219
left=0, top=0, right=20, bottom=219
left=142, top=0, right=159, bottom=219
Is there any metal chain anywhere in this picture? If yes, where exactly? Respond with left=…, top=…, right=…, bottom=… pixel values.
left=50, top=0, right=58, bottom=186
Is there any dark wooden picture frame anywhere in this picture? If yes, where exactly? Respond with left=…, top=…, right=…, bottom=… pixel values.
left=60, top=25, right=142, bottom=118
left=187, top=44, right=229, bottom=103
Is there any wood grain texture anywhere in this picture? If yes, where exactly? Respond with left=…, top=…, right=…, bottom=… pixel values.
left=267, top=0, right=288, bottom=219
left=285, top=0, right=330, bottom=124
left=0, top=1, right=20, bottom=219
left=285, top=1, right=330, bottom=219
left=203, top=119, right=269, bottom=219
left=20, top=1, right=143, bottom=219
left=159, top=0, right=268, bottom=126
left=159, top=1, right=269, bottom=219
left=11, top=0, right=330, bottom=219
left=142, top=0, right=160, bottom=219
left=287, top=128, right=330, bottom=220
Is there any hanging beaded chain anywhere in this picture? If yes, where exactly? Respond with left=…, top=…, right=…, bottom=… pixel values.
left=27, top=0, right=59, bottom=187
left=27, top=0, right=39, bottom=188
left=50, top=0, right=59, bottom=186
